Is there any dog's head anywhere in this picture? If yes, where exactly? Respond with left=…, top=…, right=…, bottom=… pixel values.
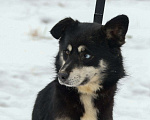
left=50, top=15, right=129, bottom=91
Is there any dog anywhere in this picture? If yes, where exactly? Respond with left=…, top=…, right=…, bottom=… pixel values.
left=32, top=15, right=129, bottom=120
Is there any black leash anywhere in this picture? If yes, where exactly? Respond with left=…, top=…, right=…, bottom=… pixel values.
left=94, top=0, right=106, bottom=24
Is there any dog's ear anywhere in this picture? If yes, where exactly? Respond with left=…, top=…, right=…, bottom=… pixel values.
left=103, top=15, right=129, bottom=47
left=50, top=18, right=77, bottom=39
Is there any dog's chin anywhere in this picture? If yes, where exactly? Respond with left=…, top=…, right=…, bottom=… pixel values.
left=58, top=79, right=77, bottom=87
left=58, top=78, right=90, bottom=87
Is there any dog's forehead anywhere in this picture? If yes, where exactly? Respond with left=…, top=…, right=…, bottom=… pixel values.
left=70, top=23, right=101, bottom=38
left=77, top=22, right=101, bottom=32
left=63, top=23, right=102, bottom=48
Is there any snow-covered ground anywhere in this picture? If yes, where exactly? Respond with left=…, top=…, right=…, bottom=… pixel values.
left=0, top=0, right=150, bottom=120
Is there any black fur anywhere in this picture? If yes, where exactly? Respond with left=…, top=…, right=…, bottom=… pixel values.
left=32, top=15, right=129, bottom=120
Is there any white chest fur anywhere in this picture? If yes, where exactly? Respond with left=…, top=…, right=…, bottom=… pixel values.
left=80, top=94, right=98, bottom=120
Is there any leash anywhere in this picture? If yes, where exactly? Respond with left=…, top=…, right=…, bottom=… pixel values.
left=93, top=0, right=106, bottom=24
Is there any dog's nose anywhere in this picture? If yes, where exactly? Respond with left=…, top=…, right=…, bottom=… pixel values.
left=58, top=72, right=69, bottom=81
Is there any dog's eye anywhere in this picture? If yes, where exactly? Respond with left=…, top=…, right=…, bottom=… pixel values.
left=64, top=50, right=70, bottom=55
left=84, top=54, right=91, bottom=59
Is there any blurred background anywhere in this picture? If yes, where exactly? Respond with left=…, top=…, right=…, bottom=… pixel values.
left=0, top=0, right=150, bottom=120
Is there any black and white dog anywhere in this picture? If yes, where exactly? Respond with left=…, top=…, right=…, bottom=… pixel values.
left=32, top=15, right=129, bottom=120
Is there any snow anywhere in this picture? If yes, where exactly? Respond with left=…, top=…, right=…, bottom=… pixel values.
left=0, top=0, right=150, bottom=120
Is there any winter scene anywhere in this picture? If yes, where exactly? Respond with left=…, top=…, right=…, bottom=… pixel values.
left=0, top=0, right=150, bottom=120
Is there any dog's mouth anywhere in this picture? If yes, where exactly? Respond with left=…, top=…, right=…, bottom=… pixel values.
left=58, top=79, right=77, bottom=87
left=80, top=78, right=90, bottom=85
left=58, top=73, right=98, bottom=87
left=58, top=78, right=81, bottom=87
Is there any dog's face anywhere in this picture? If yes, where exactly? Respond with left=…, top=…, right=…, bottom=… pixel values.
left=50, top=15, right=129, bottom=89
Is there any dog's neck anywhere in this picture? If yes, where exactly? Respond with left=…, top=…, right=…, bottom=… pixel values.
left=77, top=78, right=103, bottom=96
left=77, top=81, right=101, bottom=120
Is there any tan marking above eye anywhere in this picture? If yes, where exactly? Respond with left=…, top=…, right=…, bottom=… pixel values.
left=78, top=45, right=86, bottom=53
left=67, top=44, right=72, bottom=52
